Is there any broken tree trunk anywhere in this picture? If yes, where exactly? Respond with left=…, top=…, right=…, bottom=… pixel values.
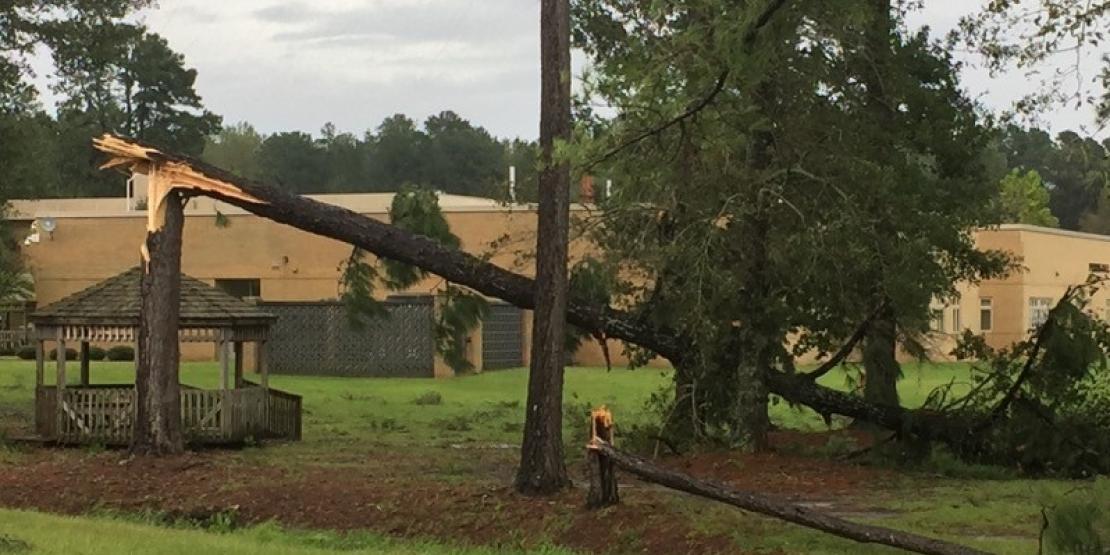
left=586, top=407, right=619, bottom=508
left=132, top=181, right=185, bottom=455
left=587, top=438, right=988, bottom=555
left=90, top=134, right=980, bottom=449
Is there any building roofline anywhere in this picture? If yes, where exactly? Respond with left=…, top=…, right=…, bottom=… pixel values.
left=4, top=193, right=583, bottom=220
left=991, top=223, right=1110, bottom=243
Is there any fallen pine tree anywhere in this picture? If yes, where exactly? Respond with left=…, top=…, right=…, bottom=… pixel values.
left=584, top=409, right=989, bottom=555
left=92, top=134, right=1110, bottom=474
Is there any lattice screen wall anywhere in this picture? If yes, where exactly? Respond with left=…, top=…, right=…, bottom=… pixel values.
left=263, top=297, right=435, bottom=377
left=482, top=302, right=524, bottom=370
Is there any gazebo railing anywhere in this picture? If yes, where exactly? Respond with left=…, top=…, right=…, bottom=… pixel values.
left=265, top=387, right=303, bottom=440
left=0, top=330, right=28, bottom=349
left=57, top=386, right=135, bottom=444
left=37, top=384, right=301, bottom=444
left=181, top=388, right=227, bottom=439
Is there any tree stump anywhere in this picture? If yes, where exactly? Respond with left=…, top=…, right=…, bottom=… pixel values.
left=586, top=406, right=619, bottom=508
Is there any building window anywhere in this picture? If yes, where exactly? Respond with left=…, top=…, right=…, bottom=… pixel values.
left=949, top=306, right=961, bottom=333
left=1091, top=263, right=1110, bottom=274
left=1105, top=299, right=1110, bottom=321
left=931, top=309, right=945, bottom=332
left=215, top=278, right=261, bottom=299
left=979, top=298, right=992, bottom=332
left=1029, top=297, right=1053, bottom=329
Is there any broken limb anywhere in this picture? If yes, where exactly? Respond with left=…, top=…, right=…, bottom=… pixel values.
left=89, top=134, right=1005, bottom=449
left=587, top=438, right=989, bottom=555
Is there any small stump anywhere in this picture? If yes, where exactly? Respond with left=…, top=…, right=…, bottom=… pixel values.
left=586, top=406, right=619, bottom=508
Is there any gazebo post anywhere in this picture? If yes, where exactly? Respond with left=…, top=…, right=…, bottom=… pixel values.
left=56, top=331, right=67, bottom=391
left=258, top=340, right=269, bottom=388
left=233, top=340, right=244, bottom=388
left=219, top=330, right=230, bottom=390
left=34, top=338, right=44, bottom=388
left=79, top=341, right=90, bottom=386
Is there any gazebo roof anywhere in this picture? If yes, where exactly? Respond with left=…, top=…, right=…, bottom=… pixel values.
left=31, top=267, right=275, bottom=328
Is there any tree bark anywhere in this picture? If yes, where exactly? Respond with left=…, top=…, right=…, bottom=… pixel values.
left=515, top=0, right=573, bottom=496
left=588, top=440, right=988, bottom=555
left=862, top=304, right=900, bottom=407
left=732, top=216, right=772, bottom=451
left=132, top=189, right=185, bottom=455
left=858, top=0, right=903, bottom=409
left=92, top=134, right=987, bottom=451
left=733, top=90, right=777, bottom=451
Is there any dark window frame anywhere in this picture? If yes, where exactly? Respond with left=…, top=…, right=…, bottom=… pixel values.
left=979, top=298, right=993, bottom=332
left=214, top=278, right=262, bottom=299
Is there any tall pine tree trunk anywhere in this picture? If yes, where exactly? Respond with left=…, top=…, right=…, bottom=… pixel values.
left=733, top=217, right=772, bottom=452
left=862, top=305, right=900, bottom=407
left=132, top=188, right=185, bottom=455
left=860, top=0, right=902, bottom=408
left=515, top=0, right=572, bottom=495
left=732, top=100, right=776, bottom=451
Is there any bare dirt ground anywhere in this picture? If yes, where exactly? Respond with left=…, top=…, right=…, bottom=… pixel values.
left=0, top=431, right=899, bottom=554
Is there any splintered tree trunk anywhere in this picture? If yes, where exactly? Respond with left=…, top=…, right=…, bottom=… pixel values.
left=133, top=188, right=185, bottom=455
left=515, top=0, right=573, bottom=495
left=586, top=408, right=618, bottom=508
left=862, top=305, right=900, bottom=407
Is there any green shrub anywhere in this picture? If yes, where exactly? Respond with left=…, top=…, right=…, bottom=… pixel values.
left=411, top=391, right=443, bottom=406
left=0, top=346, right=13, bottom=357
left=48, top=348, right=78, bottom=361
left=106, top=346, right=135, bottom=361
left=87, top=346, right=107, bottom=361
left=15, top=346, right=35, bottom=360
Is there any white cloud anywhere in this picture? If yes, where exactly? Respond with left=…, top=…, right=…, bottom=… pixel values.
left=26, top=0, right=1110, bottom=140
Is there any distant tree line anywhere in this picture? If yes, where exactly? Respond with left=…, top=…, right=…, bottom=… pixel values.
left=989, top=126, right=1110, bottom=232
left=0, top=1, right=1104, bottom=217
left=0, top=2, right=541, bottom=205
left=201, top=115, right=541, bottom=199
left=1, top=1, right=217, bottom=200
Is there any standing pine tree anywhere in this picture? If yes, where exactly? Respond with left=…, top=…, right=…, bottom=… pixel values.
left=571, top=0, right=1009, bottom=447
left=515, top=0, right=573, bottom=495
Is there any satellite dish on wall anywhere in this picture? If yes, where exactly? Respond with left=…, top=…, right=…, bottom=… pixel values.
left=40, top=218, right=57, bottom=233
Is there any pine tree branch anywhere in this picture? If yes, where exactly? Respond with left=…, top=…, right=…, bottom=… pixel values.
left=803, top=302, right=886, bottom=381
left=583, top=0, right=792, bottom=170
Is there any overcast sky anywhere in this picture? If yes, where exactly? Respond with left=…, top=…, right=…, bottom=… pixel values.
left=35, top=0, right=1110, bottom=140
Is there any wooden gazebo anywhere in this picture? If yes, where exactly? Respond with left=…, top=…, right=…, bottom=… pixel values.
left=29, top=267, right=301, bottom=445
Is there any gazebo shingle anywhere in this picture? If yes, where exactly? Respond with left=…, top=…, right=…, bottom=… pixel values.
left=31, top=267, right=274, bottom=327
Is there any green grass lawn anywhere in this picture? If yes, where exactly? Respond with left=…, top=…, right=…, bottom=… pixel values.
left=0, top=358, right=1085, bottom=554
left=0, top=509, right=573, bottom=555
left=0, top=358, right=975, bottom=446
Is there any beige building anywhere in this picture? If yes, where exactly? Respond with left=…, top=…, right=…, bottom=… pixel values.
left=931, top=225, right=1110, bottom=356
left=4, top=191, right=1108, bottom=371
left=6, top=193, right=548, bottom=374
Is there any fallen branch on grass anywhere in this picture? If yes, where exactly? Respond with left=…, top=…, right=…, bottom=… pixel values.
left=586, top=437, right=989, bottom=555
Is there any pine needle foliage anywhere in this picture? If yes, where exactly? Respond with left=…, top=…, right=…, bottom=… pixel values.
left=338, top=187, right=487, bottom=373
left=941, top=276, right=1110, bottom=475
